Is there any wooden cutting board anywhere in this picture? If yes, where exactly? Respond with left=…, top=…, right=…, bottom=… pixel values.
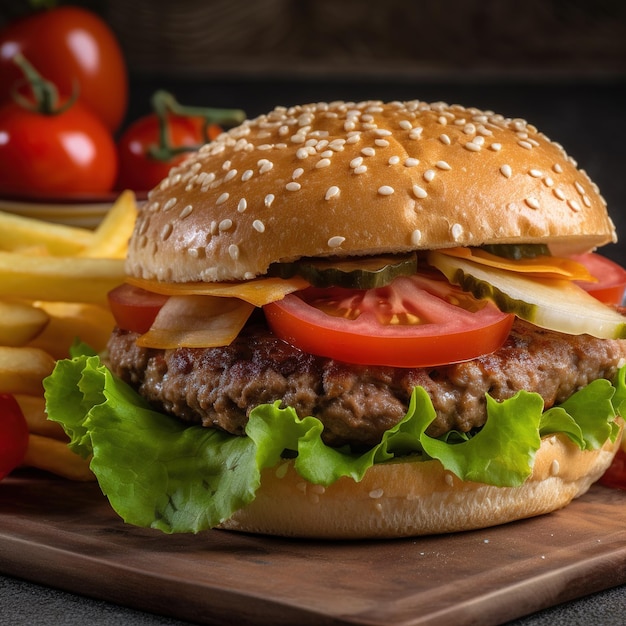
left=0, top=470, right=625, bottom=626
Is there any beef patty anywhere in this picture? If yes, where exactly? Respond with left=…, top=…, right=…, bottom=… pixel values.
left=107, top=320, right=626, bottom=448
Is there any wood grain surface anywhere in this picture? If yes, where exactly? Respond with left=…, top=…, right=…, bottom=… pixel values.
left=0, top=470, right=625, bottom=626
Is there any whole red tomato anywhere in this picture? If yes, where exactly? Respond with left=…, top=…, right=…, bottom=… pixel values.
left=0, top=394, right=29, bottom=480
left=0, top=6, right=128, bottom=133
left=116, top=113, right=222, bottom=192
left=0, top=95, right=118, bottom=198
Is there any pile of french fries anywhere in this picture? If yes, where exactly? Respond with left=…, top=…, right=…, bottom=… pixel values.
left=0, top=191, right=137, bottom=481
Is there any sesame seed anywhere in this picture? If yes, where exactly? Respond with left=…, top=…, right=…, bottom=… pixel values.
left=259, top=160, right=274, bottom=174
left=374, top=129, right=392, bottom=137
left=242, top=169, right=253, bottom=181
left=375, top=139, right=390, bottom=147
left=465, top=141, right=481, bottom=152
left=553, top=163, right=563, bottom=173
left=518, top=140, right=533, bottom=150
left=500, top=164, right=512, bottom=179
left=413, top=185, right=428, bottom=199
left=369, top=488, right=384, bottom=499
left=264, top=194, right=275, bottom=207
left=423, top=169, right=436, bottom=182
left=296, top=147, right=309, bottom=160
left=316, top=158, right=331, bottom=169
left=388, top=156, right=401, bottom=165
left=438, top=115, right=448, bottom=125
left=444, top=473, right=454, bottom=487
left=353, top=165, right=367, bottom=175
left=219, top=219, right=233, bottom=231
left=583, top=195, right=591, bottom=207
left=378, top=185, right=394, bottom=196
left=439, top=134, right=451, bottom=145
left=361, top=147, right=376, bottom=157
left=320, top=150, right=333, bottom=158
left=409, top=127, right=423, bottom=140
left=399, top=120, right=413, bottom=130
left=525, top=197, right=540, bottom=210
left=490, top=143, right=502, bottom=151
left=553, top=188, right=566, bottom=200
left=160, top=223, right=173, bottom=241
left=163, top=197, right=177, bottom=211
left=411, top=229, right=422, bottom=245
left=237, top=198, right=247, bottom=213
left=436, top=160, right=451, bottom=170
left=574, top=181, right=585, bottom=195
left=179, top=204, right=193, bottom=219
left=216, top=192, right=229, bottom=205
left=328, top=235, right=345, bottom=248
left=228, top=244, right=240, bottom=260
left=252, top=219, right=265, bottom=232
left=292, top=167, right=304, bottom=179
left=286, top=182, right=301, bottom=191
left=404, top=158, right=419, bottom=167
left=328, top=138, right=346, bottom=151
left=325, top=186, right=340, bottom=200
left=529, top=169, right=542, bottom=178
left=350, top=156, right=364, bottom=168
left=568, top=199, right=581, bottom=212
left=451, top=223, right=463, bottom=240
left=224, top=169, right=238, bottom=182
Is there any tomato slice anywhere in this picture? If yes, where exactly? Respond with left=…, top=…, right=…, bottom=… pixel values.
left=599, top=448, right=626, bottom=490
left=573, top=253, right=626, bottom=306
left=264, top=274, right=514, bottom=367
left=108, top=284, right=169, bottom=334
left=0, top=393, right=29, bottom=480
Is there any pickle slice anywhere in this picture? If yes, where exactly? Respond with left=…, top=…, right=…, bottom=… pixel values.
left=480, top=244, right=551, bottom=260
left=268, top=253, right=418, bottom=289
left=429, top=250, right=626, bottom=339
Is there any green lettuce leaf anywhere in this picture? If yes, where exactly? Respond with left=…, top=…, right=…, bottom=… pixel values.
left=44, top=353, right=625, bottom=534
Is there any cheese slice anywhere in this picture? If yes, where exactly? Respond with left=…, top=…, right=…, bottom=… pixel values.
left=137, top=295, right=254, bottom=349
left=126, top=275, right=310, bottom=307
left=440, top=247, right=597, bottom=282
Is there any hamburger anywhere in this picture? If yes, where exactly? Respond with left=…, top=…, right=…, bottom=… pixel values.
left=45, top=100, right=626, bottom=539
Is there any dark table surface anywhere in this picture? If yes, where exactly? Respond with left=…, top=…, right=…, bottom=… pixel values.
left=2, top=78, right=625, bottom=626
left=1, top=574, right=625, bottom=625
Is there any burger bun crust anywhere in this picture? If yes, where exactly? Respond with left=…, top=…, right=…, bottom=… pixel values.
left=127, top=100, right=616, bottom=283
left=219, top=426, right=622, bottom=539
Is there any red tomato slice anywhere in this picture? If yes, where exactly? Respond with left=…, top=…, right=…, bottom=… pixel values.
left=573, top=253, right=626, bottom=306
left=108, top=284, right=169, bottom=334
left=0, top=393, right=29, bottom=480
left=599, top=448, right=626, bottom=490
left=264, top=274, right=514, bottom=368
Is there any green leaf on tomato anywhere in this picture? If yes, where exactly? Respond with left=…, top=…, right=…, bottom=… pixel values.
left=44, top=352, right=624, bottom=534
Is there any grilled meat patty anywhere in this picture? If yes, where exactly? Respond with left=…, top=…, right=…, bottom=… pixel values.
left=107, top=319, right=626, bottom=448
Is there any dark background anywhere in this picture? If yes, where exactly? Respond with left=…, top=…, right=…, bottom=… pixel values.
left=1, top=0, right=625, bottom=265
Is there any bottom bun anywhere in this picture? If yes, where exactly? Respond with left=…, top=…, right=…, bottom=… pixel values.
left=220, top=424, right=623, bottom=539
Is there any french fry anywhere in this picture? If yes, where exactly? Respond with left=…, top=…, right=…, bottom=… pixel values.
left=15, top=394, right=67, bottom=440
left=1, top=192, right=136, bottom=481
left=79, top=190, right=137, bottom=259
left=0, top=346, right=56, bottom=395
left=0, top=298, right=50, bottom=346
left=0, top=209, right=93, bottom=255
left=0, top=251, right=125, bottom=305
left=23, top=434, right=95, bottom=481
left=28, top=301, right=116, bottom=358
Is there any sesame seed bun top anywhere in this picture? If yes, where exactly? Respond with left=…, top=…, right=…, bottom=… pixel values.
left=127, top=100, right=617, bottom=283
